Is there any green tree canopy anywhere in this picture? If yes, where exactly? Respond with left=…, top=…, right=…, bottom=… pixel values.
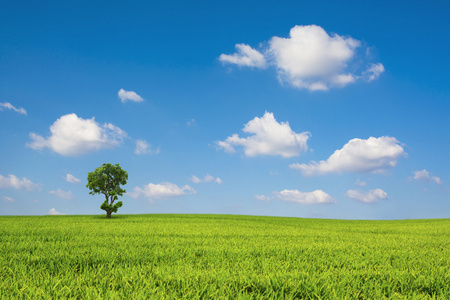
left=86, top=163, right=128, bottom=218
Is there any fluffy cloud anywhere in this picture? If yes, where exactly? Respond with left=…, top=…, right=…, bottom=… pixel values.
left=118, top=89, right=143, bottom=103
left=0, top=174, right=40, bottom=190
left=346, top=189, right=387, bottom=203
left=27, top=113, right=127, bottom=156
left=130, top=182, right=196, bottom=200
left=273, top=189, right=334, bottom=204
left=412, top=169, right=442, bottom=185
left=48, top=208, right=65, bottom=215
left=135, top=140, right=160, bottom=155
left=49, top=189, right=74, bottom=200
left=3, top=196, right=15, bottom=203
left=290, top=136, right=405, bottom=176
left=220, top=25, right=384, bottom=91
left=66, top=173, right=81, bottom=183
left=217, top=112, right=310, bottom=158
left=0, top=102, right=27, bottom=115
left=219, top=44, right=266, bottom=68
left=189, top=174, right=223, bottom=184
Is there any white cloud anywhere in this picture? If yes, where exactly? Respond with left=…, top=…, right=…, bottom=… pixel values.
left=346, top=189, right=387, bottom=203
left=255, top=195, right=271, bottom=203
left=3, top=196, right=15, bottom=203
left=0, top=102, right=27, bottom=115
left=130, top=182, right=196, bottom=200
left=49, top=189, right=74, bottom=201
left=412, top=169, right=442, bottom=185
left=189, top=175, right=202, bottom=184
left=355, top=178, right=368, bottom=187
left=218, top=112, right=310, bottom=158
left=269, top=25, right=360, bottom=91
left=189, top=174, right=223, bottom=184
left=48, top=208, right=65, bottom=215
left=290, top=136, right=405, bottom=176
left=27, top=113, right=127, bottom=157
left=273, top=189, right=335, bottom=204
left=0, top=174, right=40, bottom=190
left=219, top=43, right=266, bottom=68
left=220, top=25, right=384, bottom=91
left=118, top=89, right=143, bottom=103
left=364, top=63, right=385, bottom=81
left=135, top=139, right=160, bottom=155
left=66, top=173, right=81, bottom=183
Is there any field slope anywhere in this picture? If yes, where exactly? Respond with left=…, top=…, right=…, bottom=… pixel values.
left=1, top=214, right=449, bottom=299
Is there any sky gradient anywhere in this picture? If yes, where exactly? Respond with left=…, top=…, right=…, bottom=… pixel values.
left=1, top=0, right=449, bottom=219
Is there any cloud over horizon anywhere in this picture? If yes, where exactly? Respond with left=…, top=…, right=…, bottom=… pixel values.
left=49, top=189, right=74, bottom=201
left=273, top=189, right=335, bottom=204
left=346, top=189, right=388, bottom=203
left=130, top=182, right=196, bottom=201
left=290, top=136, right=405, bottom=176
left=0, top=174, right=40, bottom=191
left=220, top=25, right=384, bottom=91
left=48, top=208, right=65, bottom=215
left=27, top=113, right=127, bottom=157
left=218, top=112, right=310, bottom=158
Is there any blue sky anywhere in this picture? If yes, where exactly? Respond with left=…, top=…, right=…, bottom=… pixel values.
left=1, top=0, right=448, bottom=219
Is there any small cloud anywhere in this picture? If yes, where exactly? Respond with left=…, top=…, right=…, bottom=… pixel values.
left=273, top=189, right=335, bottom=204
left=48, top=208, right=65, bottom=215
left=255, top=195, right=271, bottom=203
left=364, top=63, right=385, bottom=82
left=219, top=43, right=266, bottom=68
left=187, top=119, right=196, bottom=127
left=290, top=136, right=406, bottom=176
left=3, top=196, right=15, bottom=203
left=0, top=102, right=27, bottom=115
left=411, top=169, right=442, bottom=185
left=129, top=182, right=196, bottom=201
left=0, top=174, right=40, bottom=191
left=49, top=189, right=74, bottom=201
left=135, top=139, right=160, bottom=155
left=189, top=174, right=223, bottom=184
left=189, top=175, right=202, bottom=184
left=355, top=178, right=367, bottom=187
left=203, top=174, right=215, bottom=182
left=346, top=189, right=387, bottom=203
left=66, top=173, right=81, bottom=183
left=118, top=89, right=143, bottom=103
left=218, top=111, right=310, bottom=158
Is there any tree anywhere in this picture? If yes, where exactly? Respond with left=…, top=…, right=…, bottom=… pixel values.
left=86, top=163, right=128, bottom=218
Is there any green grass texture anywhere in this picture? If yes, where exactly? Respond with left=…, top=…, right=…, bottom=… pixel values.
left=1, top=214, right=449, bottom=299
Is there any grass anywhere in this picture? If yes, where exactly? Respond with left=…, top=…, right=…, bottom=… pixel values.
left=1, top=214, right=449, bottom=299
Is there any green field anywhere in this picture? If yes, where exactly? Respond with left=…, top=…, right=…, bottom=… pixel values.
left=1, top=214, right=449, bottom=299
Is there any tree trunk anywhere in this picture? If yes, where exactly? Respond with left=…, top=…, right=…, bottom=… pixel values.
left=106, top=210, right=112, bottom=218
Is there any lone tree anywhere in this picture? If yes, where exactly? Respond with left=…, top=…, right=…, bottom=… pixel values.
left=86, top=163, right=128, bottom=218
